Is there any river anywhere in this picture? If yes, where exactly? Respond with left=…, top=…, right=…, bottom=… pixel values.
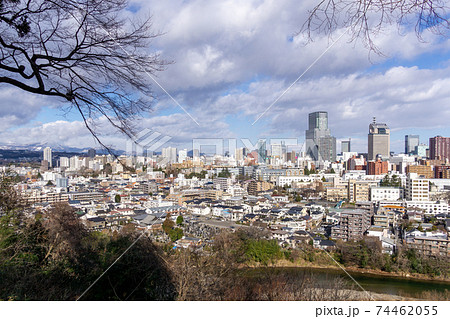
left=246, top=267, right=450, bottom=299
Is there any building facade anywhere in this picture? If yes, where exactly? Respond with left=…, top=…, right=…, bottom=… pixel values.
left=305, top=111, right=336, bottom=164
left=368, top=118, right=390, bottom=160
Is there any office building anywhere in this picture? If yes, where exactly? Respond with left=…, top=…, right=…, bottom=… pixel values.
left=257, top=140, right=267, bottom=164
left=429, top=136, right=450, bottom=161
left=368, top=118, right=390, bottom=160
left=162, top=147, right=177, bottom=164
left=415, top=144, right=428, bottom=157
left=43, top=147, right=52, bottom=168
left=405, top=135, right=419, bottom=155
left=271, top=142, right=286, bottom=162
left=305, top=111, right=336, bottom=163
left=341, top=140, right=351, bottom=153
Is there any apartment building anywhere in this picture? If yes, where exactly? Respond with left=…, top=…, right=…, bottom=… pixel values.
left=331, top=209, right=373, bottom=241
left=405, top=173, right=429, bottom=201
left=370, top=187, right=404, bottom=202
left=348, top=180, right=378, bottom=202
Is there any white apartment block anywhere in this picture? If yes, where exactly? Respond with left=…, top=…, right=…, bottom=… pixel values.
left=370, top=187, right=404, bottom=202
left=405, top=173, right=429, bottom=201
left=277, top=176, right=315, bottom=187
left=405, top=200, right=449, bottom=215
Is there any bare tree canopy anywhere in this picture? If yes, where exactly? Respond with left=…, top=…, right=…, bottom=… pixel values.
left=302, top=0, right=450, bottom=53
left=0, top=0, right=167, bottom=148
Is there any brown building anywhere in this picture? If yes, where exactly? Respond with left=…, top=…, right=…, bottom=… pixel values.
left=406, top=236, right=450, bottom=258
left=406, top=164, right=434, bottom=178
left=331, top=209, right=373, bottom=241
left=247, top=180, right=273, bottom=195
left=434, top=165, right=450, bottom=178
left=429, top=136, right=450, bottom=161
left=366, top=159, right=389, bottom=175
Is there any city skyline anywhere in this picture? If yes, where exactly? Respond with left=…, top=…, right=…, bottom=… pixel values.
left=1, top=1, right=450, bottom=154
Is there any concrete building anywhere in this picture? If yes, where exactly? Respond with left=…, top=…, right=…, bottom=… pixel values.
left=405, top=173, right=429, bottom=201
left=348, top=180, right=378, bottom=202
left=406, top=164, right=434, bottom=179
left=162, top=147, right=177, bottom=164
left=305, top=111, right=336, bottom=164
left=331, top=209, right=373, bottom=241
left=178, top=149, right=188, bottom=163
left=59, top=157, right=69, bottom=168
left=370, top=187, right=404, bottom=201
left=368, top=118, right=390, bottom=160
left=43, top=147, right=52, bottom=168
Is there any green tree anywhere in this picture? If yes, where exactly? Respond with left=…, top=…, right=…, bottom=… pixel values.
left=114, top=194, right=121, bottom=203
left=169, top=228, right=184, bottom=242
left=162, top=216, right=175, bottom=235
left=218, top=168, right=231, bottom=178
left=176, top=215, right=184, bottom=225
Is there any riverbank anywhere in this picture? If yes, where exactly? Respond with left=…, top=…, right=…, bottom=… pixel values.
left=269, top=259, right=450, bottom=283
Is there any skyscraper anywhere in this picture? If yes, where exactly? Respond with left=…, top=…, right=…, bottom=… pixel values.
left=405, top=135, right=419, bottom=154
left=341, top=140, right=351, bottom=153
left=368, top=118, right=390, bottom=160
left=305, top=111, right=336, bottom=163
left=43, top=147, right=52, bottom=168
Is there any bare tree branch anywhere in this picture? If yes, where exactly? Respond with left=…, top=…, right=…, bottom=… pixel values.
left=300, top=0, right=450, bottom=54
left=0, top=0, right=169, bottom=152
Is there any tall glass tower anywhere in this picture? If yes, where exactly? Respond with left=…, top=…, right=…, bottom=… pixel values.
left=305, top=111, right=336, bottom=164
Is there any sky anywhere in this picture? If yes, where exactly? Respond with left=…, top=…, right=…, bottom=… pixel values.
left=1, top=0, right=450, bottom=154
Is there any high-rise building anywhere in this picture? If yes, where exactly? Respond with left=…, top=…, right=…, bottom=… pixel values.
left=178, top=149, right=188, bottom=163
left=415, top=144, right=428, bottom=157
left=43, top=147, right=52, bottom=168
left=235, top=147, right=246, bottom=162
left=341, top=140, right=351, bottom=153
left=368, top=118, right=390, bottom=160
left=405, top=135, right=419, bottom=154
left=286, top=150, right=296, bottom=162
left=257, top=140, right=267, bottom=164
left=270, top=142, right=286, bottom=162
left=305, top=111, right=336, bottom=163
left=59, top=157, right=69, bottom=168
left=429, top=136, right=450, bottom=161
left=162, top=147, right=177, bottom=164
